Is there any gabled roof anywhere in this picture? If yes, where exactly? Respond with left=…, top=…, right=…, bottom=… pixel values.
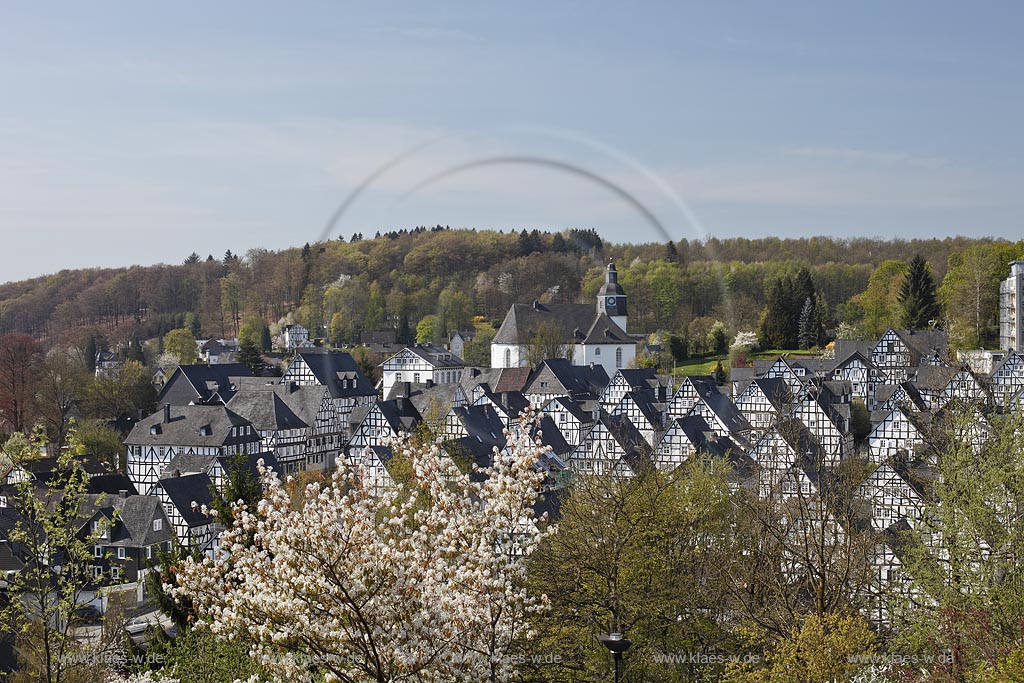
left=291, top=349, right=376, bottom=398
left=157, top=363, right=253, bottom=405
left=79, top=492, right=173, bottom=548
left=229, top=387, right=311, bottom=430
left=543, top=396, right=592, bottom=423
left=493, top=302, right=602, bottom=345
left=747, top=377, right=793, bottom=410
left=375, top=398, right=422, bottom=434
left=533, top=415, right=573, bottom=457
left=386, top=343, right=465, bottom=368
left=599, top=412, right=653, bottom=473
left=125, top=405, right=255, bottom=447
left=525, top=359, right=610, bottom=398
left=158, top=473, right=216, bottom=528
left=492, top=367, right=533, bottom=393
left=581, top=314, right=631, bottom=345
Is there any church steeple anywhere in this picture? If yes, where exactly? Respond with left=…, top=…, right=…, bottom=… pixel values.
left=597, top=260, right=628, bottom=333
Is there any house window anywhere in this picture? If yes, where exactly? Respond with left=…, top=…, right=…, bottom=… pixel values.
left=111, top=566, right=121, bottom=581
left=414, top=373, right=420, bottom=383
left=146, top=546, right=153, bottom=560
left=117, top=547, right=126, bottom=560
left=504, top=349, right=511, bottom=366
left=615, top=348, right=623, bottom=368
left=94, top=546, right=103, bottom=558
left=595, top=347, right=601, bottom=356
left=92, top=566, right=103, bottom=578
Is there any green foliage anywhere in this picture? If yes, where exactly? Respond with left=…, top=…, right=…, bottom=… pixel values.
left=714, top=359, right=727, bottom=384
left=0, top=429, right=117, bottom=683
left=849, top=398, right=871, bottom=442
left=898, top=254, right=941, bottom=331
left=416, top=314, right=439, bottom=343
left=527, top=464, right=740, bottom=682
left=939, top=242, right=1019, bottom=348
left=725, top=613, right=877, bottom=683
left=237, top=337, right=264, bottom=375
left=74, top=418, right=126, bottom=469
left=667, top=332, right=689, bottom=361
left=82, top=360, right=157, bottom=421
left=461, top=325, right=496, bottom=366
left=143, top=624, right=266, bottom=683
left=163, top=328, right=198, bottom=365
left=854, top=259, right=909, bottom=337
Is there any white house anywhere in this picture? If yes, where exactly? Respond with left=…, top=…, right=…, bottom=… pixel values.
left=282, top=323, right=311, bottom=350
left=379, top=343, right=466, bottom=395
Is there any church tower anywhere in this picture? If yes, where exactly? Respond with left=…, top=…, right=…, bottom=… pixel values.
left=597, top=260, right=628, bottom=333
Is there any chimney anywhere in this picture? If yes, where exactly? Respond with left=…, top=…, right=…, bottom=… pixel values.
left=589, top=362, right=595, bottom=369
left=162, top=403, right=171, bottom=424
left=426, top=378, right=435, bottom=388
left=288, top=381, right=297, bottom=393
left=118, top=489, right=129, bottom=499
left=532, top=300, right=540, bottom=310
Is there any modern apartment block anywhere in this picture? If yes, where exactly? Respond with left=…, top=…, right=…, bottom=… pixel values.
left=1000, top=260, right=1024, bottom=352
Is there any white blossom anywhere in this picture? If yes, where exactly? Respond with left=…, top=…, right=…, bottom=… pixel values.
left=172, top=412, right=555, bottom=683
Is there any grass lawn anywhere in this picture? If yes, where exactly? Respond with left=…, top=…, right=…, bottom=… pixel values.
left=671, top=349, right=812, bottom=377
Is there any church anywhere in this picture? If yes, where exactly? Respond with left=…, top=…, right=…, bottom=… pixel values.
left=490, top=261, right=637, bottom=376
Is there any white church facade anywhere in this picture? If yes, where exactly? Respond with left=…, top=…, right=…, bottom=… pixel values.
left=490, top=261, right=637, bottom=377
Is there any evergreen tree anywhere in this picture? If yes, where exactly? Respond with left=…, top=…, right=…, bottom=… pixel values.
left=898, top=254, right=941, bottom=330
left=665, top=240, right=678, bottom=263
left=237, top=337, right=264, bottom=375
left=84, top=334, right=98, bottom=374
left=184, top=252, right=200, bottom=265
left=714, top=359, right=727, bottom=385
left=260, top=324, right=272, bottom=352
left=798, top=297, right=818, bottom=349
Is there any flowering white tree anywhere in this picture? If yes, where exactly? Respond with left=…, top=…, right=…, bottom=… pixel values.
left=731, top=330, right=760, bottom=351
left=171, top=415, right=554, bottom=683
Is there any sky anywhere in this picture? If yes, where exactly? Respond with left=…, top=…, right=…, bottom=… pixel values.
left=0, top=2, right=1022, bottom=282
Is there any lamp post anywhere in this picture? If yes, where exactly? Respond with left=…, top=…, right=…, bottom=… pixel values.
left=598, top=632, right=632, bottom=683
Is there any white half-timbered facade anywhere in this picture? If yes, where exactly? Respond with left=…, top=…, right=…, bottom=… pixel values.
left=867, top=406, right=927, bottom=465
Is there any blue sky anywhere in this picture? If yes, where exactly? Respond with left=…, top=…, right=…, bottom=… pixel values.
left=1, top=2, right=1022, bottom=281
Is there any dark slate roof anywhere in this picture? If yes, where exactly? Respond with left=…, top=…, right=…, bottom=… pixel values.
left=621, top=391, right=663, bottom=429
left=292, top=349, right=376, bottom=398
left=601, top=412, right=653, bottom=473
left=157, top=363, right=253, bottom=405
left=451, top=404, right=507, bottom=450
left=545, top=396, right=592, bottom=423
left=493, top=302, right=602, bottom=345
left=385, top=382, right=461, bottom=419
left=581, top=314, right=631, bottom=345
left=525, top=359, right=610, bottom=398
left=226, top=386, right=316, bottom=432
left=911, top=364, right=961, bottom=392
left=481, top=390, right=531, bottom=421
left=216, top=451, right=280, bottom=480
left=163, top=453, right=218, bottom=478
left=376, top=398, right=422, bottom=433
left=158, top=473, right=216, bottom=528
left=597, top=262, right=625, bottom=297
left=533, top=415, right=573, bottom=457
left=752, top=378, right=793, bottom=410
left=86, top=474, right=138, bottom=496
left=773, top=418, right=821, bottom=457
left=700, top=392, right=752, bottom=435
left=125, top=405, right=254, bottom=448
left=893, top=329, right=948, bottom=359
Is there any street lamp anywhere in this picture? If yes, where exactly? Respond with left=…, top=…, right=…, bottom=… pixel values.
left=598, top=632, right=632, bottom=683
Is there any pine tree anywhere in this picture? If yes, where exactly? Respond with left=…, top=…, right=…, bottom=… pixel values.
left=260, top=324, right=272, bottom=352
left=238, top=337, right=264, bottom=375
left=899, top=254, right=941, bottom=330
left=665, top=240, right=678, bottom=263
left=714, top=360, right=727, bottom=385
left=798, top=297, right=817, bottom=350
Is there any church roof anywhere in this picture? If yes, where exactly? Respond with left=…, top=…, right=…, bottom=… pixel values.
left=492, top=302, right=602, bottom=345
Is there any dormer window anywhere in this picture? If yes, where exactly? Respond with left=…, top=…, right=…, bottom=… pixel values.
left=150, top=425, right=159, bottom=435
left=199, top=425, right=212, bottom=437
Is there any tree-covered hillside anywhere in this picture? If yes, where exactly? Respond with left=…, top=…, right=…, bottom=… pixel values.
left=1, top=227, right=1020, bottom=352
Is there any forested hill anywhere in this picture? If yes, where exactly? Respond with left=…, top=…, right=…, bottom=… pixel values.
left=1, top=227, right=1019, bottom=350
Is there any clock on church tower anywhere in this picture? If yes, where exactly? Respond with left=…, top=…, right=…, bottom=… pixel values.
left=597, top=261, right=628, bottom=333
